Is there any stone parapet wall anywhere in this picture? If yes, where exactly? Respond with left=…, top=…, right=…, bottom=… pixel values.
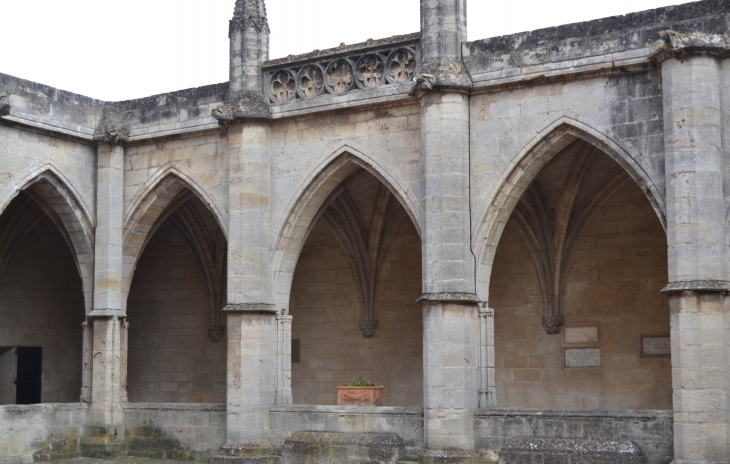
left=0, top=403, right=88, bottom=464
left=475, top=408, right=674, bottom=464
left=269, top=405, right=424, bottom=461
left=122, top=403, right=226, bottom=459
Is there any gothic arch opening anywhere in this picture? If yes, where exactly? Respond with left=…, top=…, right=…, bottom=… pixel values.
left=487, top=139, right=671, bottom=409
left=0, top=190, right=86, bottom=404
left=126, top=190, right=227, bottom=403
left=289, top=168, right=423, bottom=406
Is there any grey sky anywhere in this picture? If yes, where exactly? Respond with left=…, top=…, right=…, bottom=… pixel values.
left=2, top=0, right=693, bottom=101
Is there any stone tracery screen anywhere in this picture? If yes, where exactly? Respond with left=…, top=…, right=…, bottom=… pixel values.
left=263, top=34, right=419, bottom=104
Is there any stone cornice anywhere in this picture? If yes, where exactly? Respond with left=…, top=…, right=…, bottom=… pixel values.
left=222, top=303, right=279, bottom=314
left=649, top=30, right=730, bottom=62
left=661, top=280, right=730, bottom=294
left=416, top=292, right=482, bottom=305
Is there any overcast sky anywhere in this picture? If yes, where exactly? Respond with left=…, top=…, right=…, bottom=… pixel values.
left=2, top=0, right=694, bottom=101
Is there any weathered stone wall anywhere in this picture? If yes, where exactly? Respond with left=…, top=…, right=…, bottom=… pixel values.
left=490, top=178, right=670, bottom=410
left=122, top=403, right=225, bottom=459
left=126, top=222, right=226, bottom=403
left=474, top=409, right=674, bottom=464
left=0, top=403, right=88, bottom=463
left=289, top=206, right=422, bottom=407
left=269, top=405, right=424, bottom=460
left=0, top=216, right=85, bottom=404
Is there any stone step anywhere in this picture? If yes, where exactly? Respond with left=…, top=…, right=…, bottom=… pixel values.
left=500, top=438, right=646, bottom=464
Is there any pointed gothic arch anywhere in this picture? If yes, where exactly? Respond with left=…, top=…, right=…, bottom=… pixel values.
left=271, top=147, right=422, bottom=312
left=0, top=165, right=95, bottom=314
left=474, top=118, right=666, bottom=300
left=122, top=167, right=228, bottom=312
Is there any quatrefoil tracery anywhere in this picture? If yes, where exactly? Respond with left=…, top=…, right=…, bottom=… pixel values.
left=266, top=46, right=417, bottom=104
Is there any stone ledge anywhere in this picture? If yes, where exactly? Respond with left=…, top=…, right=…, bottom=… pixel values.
left=282, top=431, right=405, bottom=463
left=416, top=293, right=482, bottom=305
left=122, top=403, right=225, bottom=412
left=222, top=303, right=278, bottom=314
left=661, top=280, right=730, bottom=294
left=269, top=404, right=423, bottom=416
left=474, top=408, right=673, bottom=420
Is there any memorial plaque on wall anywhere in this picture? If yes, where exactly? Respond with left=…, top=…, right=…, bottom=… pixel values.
left=641, top=335, right=671, bottom=358
left=563, top=325, right=600, bottom=346
left=564, top=348, right=601, bottom=368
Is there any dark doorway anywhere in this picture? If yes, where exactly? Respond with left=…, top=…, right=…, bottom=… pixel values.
left=15, top=347, right=42, bottom=404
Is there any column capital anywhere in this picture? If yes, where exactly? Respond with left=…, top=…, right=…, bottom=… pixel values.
left=0, top=92, right=10, bottom=116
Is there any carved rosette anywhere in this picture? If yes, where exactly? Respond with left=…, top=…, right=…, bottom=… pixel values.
left=270, top=70, right=296, bottom=103
left=263, top=42, right=418, bottom=104
left=542, top=315, right=565, bottom=334
left=355, top=55, right=384, bottom=89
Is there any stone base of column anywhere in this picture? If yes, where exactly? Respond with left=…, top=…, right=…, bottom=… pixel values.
left=418, top=449, right=479, bottom=464
left=210, top=443, right=281, bottom=464
left=79, top=428, right=126, bottom=459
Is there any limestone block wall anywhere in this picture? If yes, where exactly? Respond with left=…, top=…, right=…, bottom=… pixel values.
left=126, top=223, right=226, bottom=403
left=470, top=72, right=665, bottom=232
left=0, top=216, right=85, bottom=404
left=0, top=125, right=95, bottom=221
left=269, top=103, right=422, bottom=238
left=123, top=133, right=229, bottom=233
left=123, top=403, right=226, bottom=458
left=490, top=180, right=670, bottom=410
left=289, top=217, right=422, bottom=407
left=0, top=403, right=88, bottom=463
left=474, top=409, right=674, bottom=464
left=269, top=405, right=424, bottom=460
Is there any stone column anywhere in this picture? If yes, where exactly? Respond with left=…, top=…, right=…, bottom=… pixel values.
left=276, top=315, right=293, bottom=405
left=478, top=306, right=496, bottom=408
left=80, top=320, right=93, bottom=403
left=83, top=139, right=127, bottom=455
left=416, top=1, right=480, bottom=461
left=657, top=37, right=730, bottom=463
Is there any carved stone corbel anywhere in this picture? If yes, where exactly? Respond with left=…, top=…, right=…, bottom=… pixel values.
left=93, top=123, right=129, bottom=145
left=359, top=320, right=379, bottom=338
left=0, top=93, right=10, bottom=117
left=210, top=91, right=272, bottom=127
left=541, top=315, right=565, bottom=335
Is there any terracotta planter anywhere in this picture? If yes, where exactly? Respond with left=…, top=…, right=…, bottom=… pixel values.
left=337, top=386, right=384, bottom=405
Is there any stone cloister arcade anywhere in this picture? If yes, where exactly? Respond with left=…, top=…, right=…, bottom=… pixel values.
left=1, top=0, right=729, bottom=462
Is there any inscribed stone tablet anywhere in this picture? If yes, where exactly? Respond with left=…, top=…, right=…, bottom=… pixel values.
left=641, top=336, right=671, bottom=357
left=563, top=326, right=599, bottom=346
left=564, top=348, right=601, bottom=368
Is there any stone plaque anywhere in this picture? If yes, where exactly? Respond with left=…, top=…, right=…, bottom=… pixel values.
left=563, top=325, right=600, bottom=346
left=641, top=335, right=671, bottom=358
left=564, top=348, right=601, bottom=368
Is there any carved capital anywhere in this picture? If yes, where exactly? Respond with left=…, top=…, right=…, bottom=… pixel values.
left=651, top=30, right=730, bottom=62
left=359, top=320, right=378, bottom=338
left=542, top=315, right=565, bottom=334
left=410, top=58, right=472, bottom=95
left=478, top=307, right=495, bottom=318
left=93, top=123, right=129, bottom=145
left=0, top=93, right=10, bottom=116
left=207, top=326, right=225, bottom=343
